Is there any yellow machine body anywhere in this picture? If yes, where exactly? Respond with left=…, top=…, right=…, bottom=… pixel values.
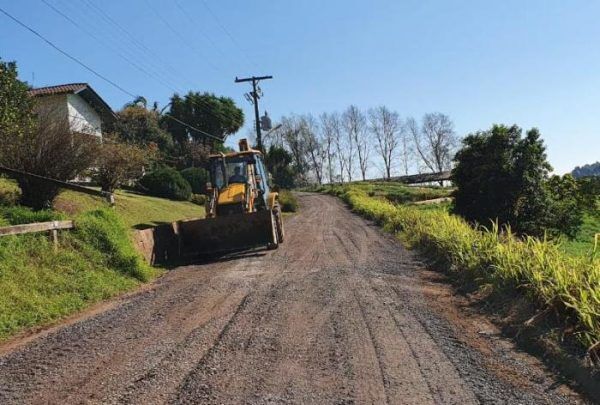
left=179, top=139, right=284, bottom=256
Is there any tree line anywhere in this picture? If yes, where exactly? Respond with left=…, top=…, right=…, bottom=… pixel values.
left=264, top=105, right=459, bottom=187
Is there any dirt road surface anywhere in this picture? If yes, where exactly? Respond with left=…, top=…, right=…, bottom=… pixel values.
left=0, top=193, right=587, bottom=404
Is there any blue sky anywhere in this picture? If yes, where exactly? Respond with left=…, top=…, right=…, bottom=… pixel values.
left=1, top=0, right=598, bottom=174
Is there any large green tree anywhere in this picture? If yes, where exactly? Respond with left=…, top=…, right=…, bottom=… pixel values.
left=113, top=105, right=174, bottom=153
left=265, top=145, right=297, bottom=189
left=163, top=92, right=244, bottom=148
left=451, top=125, right=591, bottom=238
left=0, top=59, right=34, bottom=144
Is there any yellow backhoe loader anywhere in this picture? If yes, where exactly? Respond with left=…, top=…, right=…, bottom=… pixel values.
left=178, top=139, right=284, bottom=255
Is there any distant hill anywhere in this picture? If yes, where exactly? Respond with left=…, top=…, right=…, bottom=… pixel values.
left=572, top=161, right=600, bottom=178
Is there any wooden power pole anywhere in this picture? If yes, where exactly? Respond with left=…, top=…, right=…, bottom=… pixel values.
left=235, top=75, right=273, bottom=151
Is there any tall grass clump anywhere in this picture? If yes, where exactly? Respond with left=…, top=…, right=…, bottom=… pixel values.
left=0, top=208, right=154, bottom=340
left=74, top=209, right=153, bottom=281
left=333, top=187, right=600, bottom=349
left=278, top=190, right=299, bottom=212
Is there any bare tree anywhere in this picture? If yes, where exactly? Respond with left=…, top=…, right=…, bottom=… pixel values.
left=328, top=113, right=346, bottom=183
left=368, top=106, right=401, bottom=180
left=319, top=112, right=338, bottom=184
left=343, top=105, right=369, bottom=181
left=300, top=115, right=325, bottom=185
left=399, top=125, right=413, bottom=175
left=408, top=113, right=458, bottom=179
left=0, top=107, right=99, bottom=208
left=280, top=115, right=308, bottom=184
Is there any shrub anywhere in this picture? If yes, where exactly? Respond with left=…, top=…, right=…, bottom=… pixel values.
left=190, top=193, right=206, bottom=206
left=0, top=61, right=98, bottom=209
left=139, top=166, right=192, bottom=201
left=278, top=190, right=298, bottom=212
left=94, top=135, right=154, bottom=193
left=180, top=167, right=210, bottom=194
left=0, top=178, right=20, bottom=206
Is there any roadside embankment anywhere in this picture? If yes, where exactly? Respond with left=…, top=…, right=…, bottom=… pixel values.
left=0, top=208, right=156, bottom=341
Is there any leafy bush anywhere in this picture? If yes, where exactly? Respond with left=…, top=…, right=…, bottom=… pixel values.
left=139, top=166, right=192, bottom=201
left=265, top=145, right=296, bottom=189
left=190, top=193, right=206, bottom=206
left=278, top=190, right=298, bottom=212
left=180, top=167, right=209, bottom=194
left=0, top=177, right=20, bottom=206
left=331, top=186, right=600, bottom=349
left=94, top=135, right=153, bottom=193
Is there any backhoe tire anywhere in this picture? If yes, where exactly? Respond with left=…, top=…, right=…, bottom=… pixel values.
left=267, top=208, right=280, bottom=250
left=273, top=203, right=285, bottom=244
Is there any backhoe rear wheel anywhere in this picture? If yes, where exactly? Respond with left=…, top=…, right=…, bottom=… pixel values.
left=273, top=203, right=285, bottom=243
left=267, top=207, right=279, bottom=250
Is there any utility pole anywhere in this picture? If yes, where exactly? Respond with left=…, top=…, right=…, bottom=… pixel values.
left=235, top=75, right=273, bottom=151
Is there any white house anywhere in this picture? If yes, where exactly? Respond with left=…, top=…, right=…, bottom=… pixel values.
left=27, top=83, right=116, bottom=138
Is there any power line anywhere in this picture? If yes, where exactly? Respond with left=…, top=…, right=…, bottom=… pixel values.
left=201, top=0, right=257, bottom=69
left=162, top=114, right=223, bottom=142
left=0, top=5, right=137, bottom=98
left=76, top=0, right=196, bottom=90
left=41, top=0, right=183, bottom=94
left=143, top=0, right=220, bottom=72
left=1, top=5, right=226, bottom=142
left=172, top=0, right=237, bottom=69
left=65, top=0, right=242, bottom=129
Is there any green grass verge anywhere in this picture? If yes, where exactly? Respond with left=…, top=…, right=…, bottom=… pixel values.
left=1, top=177, right=204, bottom=229
left=562, top=213, right=600, bottom=258
left=54, top=188, right=204, bottom=229
left=0, top=177, right=202, bottom=340
left=327, top=185, right=600, bottom=349
left=278, top=190, right=298, bottom=213
left=0, top=208, right=156, bottom=340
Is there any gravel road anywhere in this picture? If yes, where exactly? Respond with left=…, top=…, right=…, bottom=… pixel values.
left=0, top=193, right=588, bottom=404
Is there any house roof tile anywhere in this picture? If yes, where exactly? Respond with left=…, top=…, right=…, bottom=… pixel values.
left=27, top=83, right=88, bottom=97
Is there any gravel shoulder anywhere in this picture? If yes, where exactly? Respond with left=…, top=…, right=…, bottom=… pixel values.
left=0, top=193, right=588, bottom=404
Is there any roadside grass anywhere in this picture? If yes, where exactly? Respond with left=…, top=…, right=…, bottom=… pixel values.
left=1, top=177, right=204, bottom=229
left=0, top=177, right=202, bottom=340
left=562, top=212, right=600, bottom=258
left=306, top=181, right=453, bottom=204
left=0, top=208, right=156, bottom=340
left=326, top=185, right=600, bottom=350
left=54, top=189, right=204, bottom=229
left=278, top=190, right=298, bottom=213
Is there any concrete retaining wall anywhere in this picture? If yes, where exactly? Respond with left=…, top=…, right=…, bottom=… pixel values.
left=132, top=222, right=181, bottom=265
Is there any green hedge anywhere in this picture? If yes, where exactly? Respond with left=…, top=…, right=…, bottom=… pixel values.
left=139, top=166, right=192, bottom=201
left=180, top=167, right=209, bottom=195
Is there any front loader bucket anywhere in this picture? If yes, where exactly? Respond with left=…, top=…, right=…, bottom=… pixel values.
left=178, top=210, right=276, bottom=257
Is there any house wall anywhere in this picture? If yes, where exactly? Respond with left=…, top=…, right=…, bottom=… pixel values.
left=67, top=93, right=102, bottom=137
